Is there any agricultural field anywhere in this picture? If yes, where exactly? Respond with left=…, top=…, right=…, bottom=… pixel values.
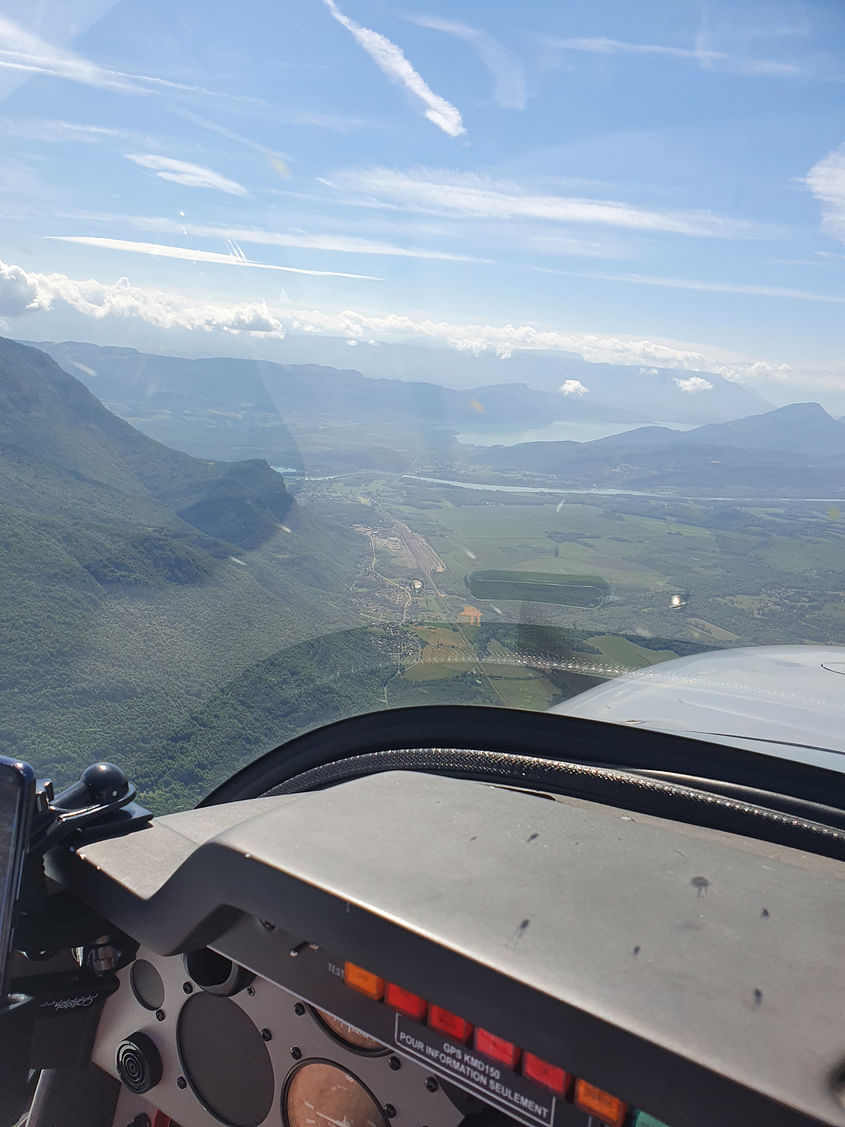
left=307, top=473, right=845, bottom=698
left=468, top=569, right=610, bottom=607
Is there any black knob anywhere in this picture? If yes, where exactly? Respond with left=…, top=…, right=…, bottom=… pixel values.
left=55, top=763, right=130, bottom=811
left=116, top=1033, right=162, bottom=1094
left=82, top=763, right=129, bottom=805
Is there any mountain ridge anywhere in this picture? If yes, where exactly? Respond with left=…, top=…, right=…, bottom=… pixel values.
left=78, top=330, right=771, bottom=422
left=0, top=336, right=295, bottom=547
left=470, top=401, right=845, bottom=495
left=23, top=338, right=648, bottom=429
left=0, top=337, right=368, bottom=804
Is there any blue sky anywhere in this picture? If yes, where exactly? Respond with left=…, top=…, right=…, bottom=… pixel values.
left=0, top=0, right=844, bottom=406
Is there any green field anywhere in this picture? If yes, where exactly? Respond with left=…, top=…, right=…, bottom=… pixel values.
left=312, top=473, right=845, bottom=653
left=586, top=635, right=677, bottom=668
left=469, top=568, right=610, bottom=607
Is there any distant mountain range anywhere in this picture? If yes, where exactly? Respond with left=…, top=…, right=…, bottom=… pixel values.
left=254, top=336, right=771, bottom=423
left=20, top=342, right=770, bottom=473
left=73, top=328, right=770, bottom=423
left=470, top=403, right=845, bottom=496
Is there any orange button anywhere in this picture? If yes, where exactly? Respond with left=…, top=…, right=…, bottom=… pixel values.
left=522, top=1052, right=572, bottom=1095
left=344, top=962, right=385, bottom=1000
left=474, top=1028, right=521, bottom=1070
left=574, top=1079, right=628, bottom=1127
left=428, top=1005, right=473, bottom=1043
left=386, top=983, right=427, bottom=1021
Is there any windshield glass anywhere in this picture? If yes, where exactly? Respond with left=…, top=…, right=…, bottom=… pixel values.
left=1, top=0, right=844, bottom=810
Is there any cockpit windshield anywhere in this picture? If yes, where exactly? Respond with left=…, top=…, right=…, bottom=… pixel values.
left=1, top=0, right=844, bottom=809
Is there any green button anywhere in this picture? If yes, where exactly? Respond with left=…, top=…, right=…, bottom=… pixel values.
left=632, top=1112, right=671, bottom=1127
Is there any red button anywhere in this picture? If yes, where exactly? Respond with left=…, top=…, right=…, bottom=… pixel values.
left=474, top=1028, right=521, bottom=1070
left=522, top=1052, right=572, bottom=1095
left=385, top=983, right=427, bottom=1021
left=428, top=1005, right=473, bottom=1043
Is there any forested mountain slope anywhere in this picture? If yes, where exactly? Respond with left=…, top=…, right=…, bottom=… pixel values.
left=0, top=339, right=367, bottom=807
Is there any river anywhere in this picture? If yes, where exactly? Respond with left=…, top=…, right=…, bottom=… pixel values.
left=401, top=475, right=845, bottom=503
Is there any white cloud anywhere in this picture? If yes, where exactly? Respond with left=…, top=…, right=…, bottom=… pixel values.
left=0, top=258, right=288, bottom=335
left=0, top=15, right=146, bottom=93
left=0, top=255, right=817, bottom=387
left=717, top=360, right=792, bottom=384
left=805, top=144, right=845, bottom=243
left=639, top=367, right=659, bottom=376
left=174, top=109, right=289, bottom=162
left=0, top=118, right=129, bottom=143
left=523, top=232, right=630, bottom=260
left=560, top=379, right=588, bottom=396
left=0, top=15, right=265, bottom=105
left=129, top=215, right=483, bottom=262
left=321, top=0, right=465, bottom=137
left=0, top=259, right=49, bottom=315
left=126, top=154, right=248, bottom=197
left=674, top=376, right=714, bottom=393
left=546, top=35, right=800, bottom=77
left=328, top=167, right=753, bottom=238
left=590, top=270, right=845, bottom=303
left=44, top=236, right=381, bottom=280
left=409, top=15, right=526, bottom=108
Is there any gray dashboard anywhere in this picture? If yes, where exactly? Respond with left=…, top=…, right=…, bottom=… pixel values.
left=50, top=769, right=845, bottom=1127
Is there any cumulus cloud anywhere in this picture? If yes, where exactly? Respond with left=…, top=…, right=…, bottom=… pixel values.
left=805, top=144, right=845, bottom=243
left=560, top=379, right=588, bottom=396
left=639, top=367, right=659, bottom=376
left=126, top=154, right=248, bottom=196
left=546, top=35, right=800, bottom=77
left=409, top=15, right=526, bottom=108
left=711, top=358, right=797, bottom=386
left=724, top=360, right=791, bottom=383
left=0, top=255, right=806, bottom=385
left=674, top=376, right=714, bottom=393
left=44, top=236, right=381, bottom=280
left=0, top=259, right=49, bottom=315
left=0, top=257, right=288, bottom=335
left=328, top=167, right=753, bottom=238
left=322, top=0, right=465, bottom=136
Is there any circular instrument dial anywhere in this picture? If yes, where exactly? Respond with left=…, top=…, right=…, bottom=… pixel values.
left=283, top=1060, right=387, bottom=1127
left=311, top=1008, right=386, bottom=1053
left=177, top=992, right=274, bottom=1126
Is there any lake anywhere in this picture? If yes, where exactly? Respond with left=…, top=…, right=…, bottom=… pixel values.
left=456, top=420, right=696, bottom=446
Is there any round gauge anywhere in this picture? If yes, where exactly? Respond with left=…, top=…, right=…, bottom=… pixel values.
left=177, top=992, right=274, bottom=1127
left=283, top=1060, right=387, bottom=1127
left=311, top=1007, right=387, bottom=1054
left=130, top=959, right=165, bottom=1012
